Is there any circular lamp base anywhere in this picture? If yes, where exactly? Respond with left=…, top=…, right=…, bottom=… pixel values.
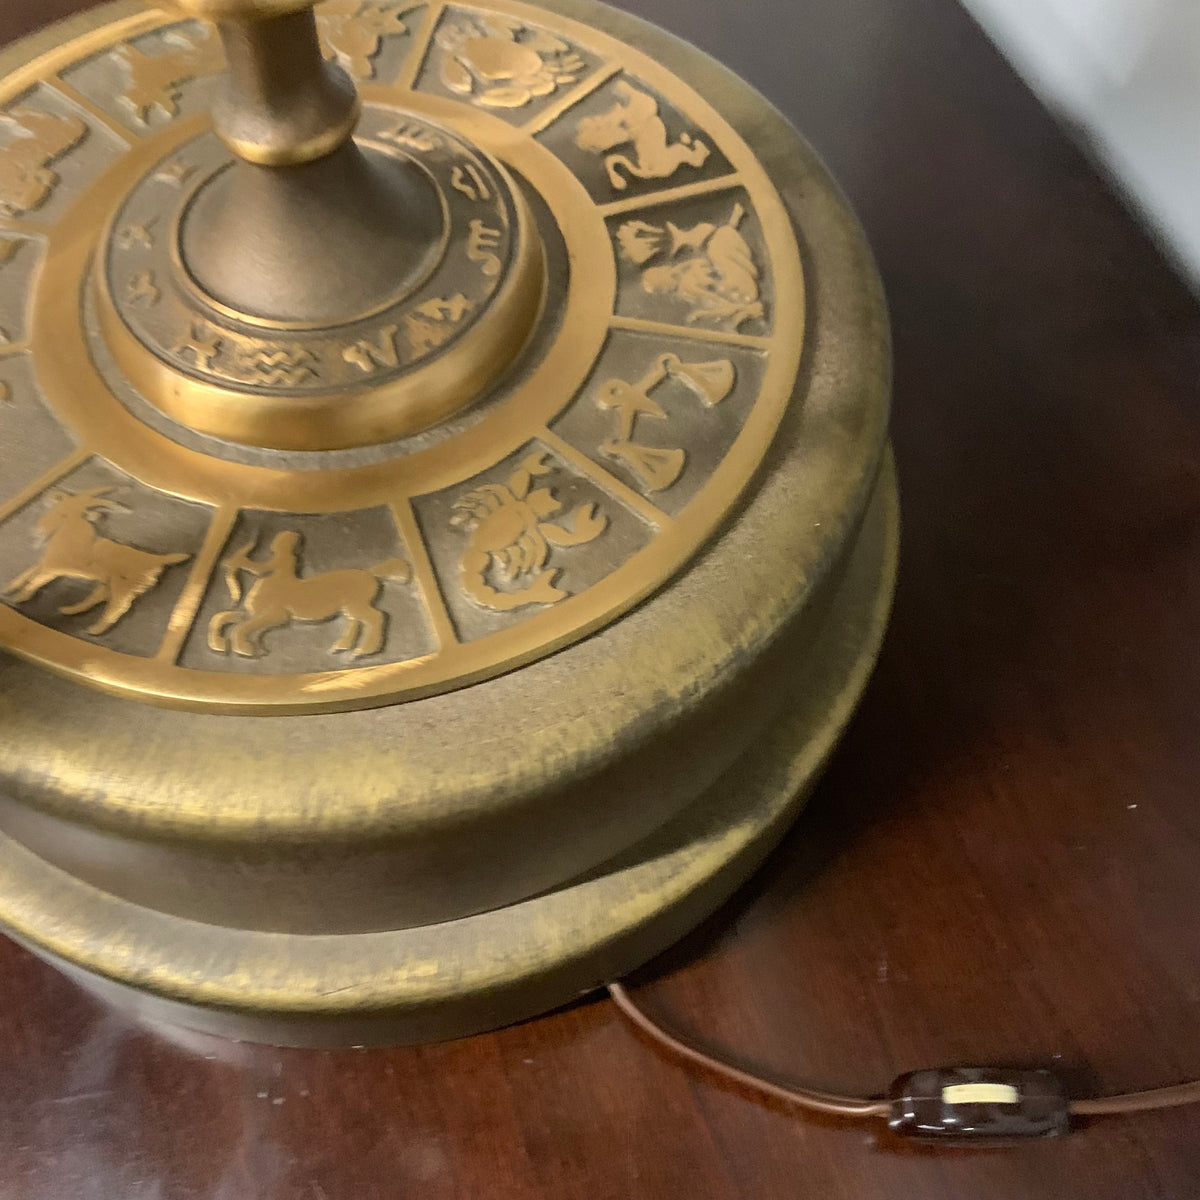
left=0, top=460, right=895, bottom=1046
left=0, top=0, right=895, bottom=1047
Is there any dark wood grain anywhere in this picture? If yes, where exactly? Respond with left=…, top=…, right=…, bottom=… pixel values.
left=3, top=1, right=1200, bottom=1197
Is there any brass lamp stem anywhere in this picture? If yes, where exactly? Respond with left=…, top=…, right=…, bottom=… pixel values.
left=157, top=0, right=449, bottom=337
left=209, top=5, right=361, bottom=167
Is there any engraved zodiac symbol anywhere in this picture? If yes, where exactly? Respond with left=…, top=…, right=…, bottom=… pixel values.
left=450, top=163, right=491, bottom=202
left=466, top=219, right=502, bottom=277
left=574, top=82, right=709, bottom=191
left=208, top=530, right=411, bottom=659
left=450, top=452, right=607, bottom=612
left=317, top=0, right=416, bottom=80
left=596, top=355, right=734, bottom=492
left=115, top=28, right=225, bottom=125
left=3, top=488, right=189, bottom=635
left=175, top=324, right=222, bottom=370
left=0, top=109, right=87, bottom=218
left=116, top=219, right=156, bottom=250
left=435, top=15, right=584, bottom=109
left=153, top=159, right=194, bottom=188
left=342, top=302, right=473, bottom=373
left=125, top=269, right=160, bottom=307
left=381, top=121, right=445, bottom=153
left=234, top=345, right=318, bottom=386
left=617, top=203, right=764, bottom=330
left=403, top=294, right=472, bottom=355
left=343, top=323, right=400, bottom=373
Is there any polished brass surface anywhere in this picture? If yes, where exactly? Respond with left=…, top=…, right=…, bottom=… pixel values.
left=0, top=0, right=807, bottom=711
left=0, top=0, right=895, bottom=1043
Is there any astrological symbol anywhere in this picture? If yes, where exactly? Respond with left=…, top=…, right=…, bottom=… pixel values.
left=175, top=323, right=221, bottom=370
left=234, top=345, right=319, bottom=386
left=116, top=219, right=156, bottom=250
left=318, top=2, right=414, bottom=81
left=403, top=295, right=472, bottom=356
left=615, top=204, right=765, bottom=331
left=208, top=529, right=411, bottom=660
left=381, top=121, right=444, bottom=153
left=467, top=219, right=502, bottom=277
left=152, top=159, right=194, bottom=188
left=575, top=82, right=710, bottom=191
left=450, top=163, right=491, bottom=202
left=342, top=324, right=400, bottom=373
left=125, top=269, right=160, bottom=307
left=416, top=295, right=472, bottom=322
left=3, top=488, right=189, bottom=636
left=116, top=29, right=225, bottom=125
left=451, top=452, right=607, bottom=612
left=0, top=109, right=87, bottom=218
left=595, top=354, right=735, bottom=493
left=435, top=18, right=584, bottom=109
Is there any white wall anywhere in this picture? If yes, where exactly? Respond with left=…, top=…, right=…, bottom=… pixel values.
left=960, top=0, right=1200, bottom=287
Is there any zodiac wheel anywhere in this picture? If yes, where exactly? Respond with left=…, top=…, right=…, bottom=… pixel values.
left=0, top=0, right=893, bottom=1045
left=0, top=0, right=804, bottom=714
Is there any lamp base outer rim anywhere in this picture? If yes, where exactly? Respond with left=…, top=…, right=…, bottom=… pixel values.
left=0, top=453, right=897, bottom=1047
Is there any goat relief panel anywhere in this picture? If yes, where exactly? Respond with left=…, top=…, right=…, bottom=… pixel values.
left=0, top=460, right=205, bottom=658
left=179, top=508, right=434, bottom=675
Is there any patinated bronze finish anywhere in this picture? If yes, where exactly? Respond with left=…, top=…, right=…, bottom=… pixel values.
left=0, top=0, right=895, bottom=1043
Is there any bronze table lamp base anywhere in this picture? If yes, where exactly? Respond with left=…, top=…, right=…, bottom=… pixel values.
left=0, top=0, right=894, bottom=1044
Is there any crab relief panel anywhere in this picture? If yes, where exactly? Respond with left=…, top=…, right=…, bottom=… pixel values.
left=549, top=330, right=768, bottom=517
left=179, top=508, right=435, bottom=675
left=609, top=191, right=773, bottom=337
left=415, top=446, right=654, bottom=641
left=536, top=75, right=734, bottom=204
left=417, top=8, right=601, bottom=123
left=0, top=84, right=126, bottom=225
left=0, top=459, right=206, bottom=658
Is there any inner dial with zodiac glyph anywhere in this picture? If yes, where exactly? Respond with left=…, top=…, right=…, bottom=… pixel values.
left=0, top=0, right=803, bottom=712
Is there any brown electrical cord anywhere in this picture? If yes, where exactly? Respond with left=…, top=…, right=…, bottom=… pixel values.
left=607, top=981, right=1200, bottom=1127
left=608, top=981, right=889, bottom=1117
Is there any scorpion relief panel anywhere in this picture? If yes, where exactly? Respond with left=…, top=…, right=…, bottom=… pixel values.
left=0, top=0, right=894, bottom=1044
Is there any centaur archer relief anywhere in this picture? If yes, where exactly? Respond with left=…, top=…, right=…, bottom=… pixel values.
left=208, top=530, right=411, bottom=659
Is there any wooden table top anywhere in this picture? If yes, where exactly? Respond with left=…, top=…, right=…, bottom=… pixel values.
left=3, top=0, right=1200, bottom=1196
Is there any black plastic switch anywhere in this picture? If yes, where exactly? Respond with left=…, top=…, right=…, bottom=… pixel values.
left=888, top=1068, right=1070, bottom=1143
